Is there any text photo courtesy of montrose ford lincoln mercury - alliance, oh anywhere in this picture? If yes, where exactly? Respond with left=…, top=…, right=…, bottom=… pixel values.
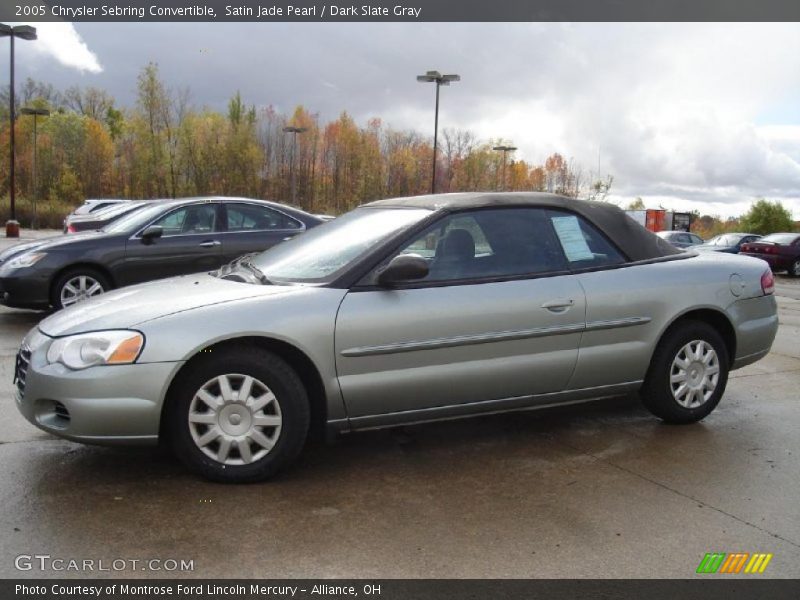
left=12, top=193, right=778, bottom=482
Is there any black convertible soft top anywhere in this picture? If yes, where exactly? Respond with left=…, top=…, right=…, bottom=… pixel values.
left=364, top=192, right=683, bottom=262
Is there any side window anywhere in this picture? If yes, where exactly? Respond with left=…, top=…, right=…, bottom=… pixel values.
left=398, top=214, right=491, bottom=261
left=151, top=205, right=218, bottom=237
left=691, top=234, right=704, bottom=245
left=545, top=210, right=626, bottom=268
left=226, top=203, right=301, bottom=232
left=375, top=208, right=568, bottom=284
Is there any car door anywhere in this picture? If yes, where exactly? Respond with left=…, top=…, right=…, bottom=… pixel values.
left=334, top=207, right=587, bottom=420
left=121, top=203, right=224, bottom=285
left=219, top=202, right=306, bottom=262
left=548, top=209, right=662, bottom=389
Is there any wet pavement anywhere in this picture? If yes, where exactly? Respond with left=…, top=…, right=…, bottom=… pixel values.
left=1, top=233, right=799, bottom=578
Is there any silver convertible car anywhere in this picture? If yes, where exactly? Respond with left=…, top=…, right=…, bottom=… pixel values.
left=15, top=193, right=778, bottom=482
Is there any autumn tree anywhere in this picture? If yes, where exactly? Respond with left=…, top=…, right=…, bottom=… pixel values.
left=738, top=199, right=795, bottom=235
left=65, top=86, right=115, bottom=121
left=544, top=153, right=582, bottom=197
left=626, top=197, right=645, bottom=210
left=1, top=68, right=625, bottom=229
left=136, top=62, right=179, bottom=197
left=587, top=175, right=613, bottom=202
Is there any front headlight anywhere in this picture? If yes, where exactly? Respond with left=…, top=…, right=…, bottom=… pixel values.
left=46, top=330, right=144, bottom=370
left=4, top=252, right=47, bottom=269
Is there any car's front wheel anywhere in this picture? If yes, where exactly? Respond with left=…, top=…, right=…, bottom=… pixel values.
left=52, top=268, right=111, bottom=309
left=788, top=258, right=800, bottom=277
left=641, top=320, right=729, bottom=424
left=167, top=347, right=310, bottom=483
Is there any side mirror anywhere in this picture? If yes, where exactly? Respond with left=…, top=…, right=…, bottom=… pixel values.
left=377, top=254, right=429, bottom=287
left=140, top=226, right=163, bottom=244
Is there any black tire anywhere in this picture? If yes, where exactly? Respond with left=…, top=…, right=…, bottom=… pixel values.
left=788, top=258, right=800, bottom=277
left=51, top=267, right=112, bottom=310
left=641, top=320, right=729, bottom=424
left=167, top=347, right=309, bottom=483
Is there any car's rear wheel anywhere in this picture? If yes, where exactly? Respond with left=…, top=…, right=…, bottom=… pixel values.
left=641, top=320, right=729, bottom=424
left=168, top=347, right=309, bottom=483
left=788, top=258, right=800, bottom=277
left=52, top=268, right=111, bottom=309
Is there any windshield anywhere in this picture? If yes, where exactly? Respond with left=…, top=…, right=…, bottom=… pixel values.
left=709, top=234, right=742, bottom=246
left=102, top=203, right=169, bottom=233
left=760, top=233, right=799, bottom=244
left=91, top=202, right=145, bottom=219
left=249, top=207, right=431, bottom=283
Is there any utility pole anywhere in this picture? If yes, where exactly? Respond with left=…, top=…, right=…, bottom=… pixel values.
left=283, top=125, right=308, bottom=205
left=493, top=145, right=517, bottom=191
left=417, top=70, right=460, bottom=194
left=1, top=24, right=38, bottom=237
left=21, top=107, right=50, bottom=229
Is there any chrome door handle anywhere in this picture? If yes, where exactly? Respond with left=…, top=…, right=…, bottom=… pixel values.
left=541, top=298, right=574, bottom=312
left=198, top=240, right=221, bottom=248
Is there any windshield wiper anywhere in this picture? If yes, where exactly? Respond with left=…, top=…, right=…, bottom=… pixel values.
left=239, top=259, right=272, bottom=285
left=214, top=253, right=272, bottom=285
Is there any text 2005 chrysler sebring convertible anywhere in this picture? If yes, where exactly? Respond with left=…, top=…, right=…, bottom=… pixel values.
left=14, top=193, right=778, bottom=482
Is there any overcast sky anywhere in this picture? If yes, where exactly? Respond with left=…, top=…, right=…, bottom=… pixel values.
left=5, top=21, right=800, bottom=218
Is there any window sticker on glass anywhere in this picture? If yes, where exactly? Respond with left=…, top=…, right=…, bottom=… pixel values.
left=551, top=215, right=594, bottom=262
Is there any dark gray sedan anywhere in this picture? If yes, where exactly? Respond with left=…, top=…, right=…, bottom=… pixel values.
left=0, top=197, right=322, bottom=310
left=14, top=193, right=778, bottom=482
left=696, top=233, right=761, bottom=254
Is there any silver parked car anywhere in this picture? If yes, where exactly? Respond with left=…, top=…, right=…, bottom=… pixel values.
left=656, top=230, right=706, bottom=249
left=15, top=193, right=778, bottom=482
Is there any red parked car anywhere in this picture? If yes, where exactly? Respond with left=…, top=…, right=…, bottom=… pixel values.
left=740, top=233, right=800, bottom=276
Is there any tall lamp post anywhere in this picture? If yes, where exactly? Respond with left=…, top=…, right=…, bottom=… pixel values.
left=493, top=144, right=517, bottom=191
left=20, top=107, right=49, bottom=229
left=282, top=125, right=307, bottom=205
left=417, top=70, right=460, bottom=194
left=1, top=24, right=37, bottom=238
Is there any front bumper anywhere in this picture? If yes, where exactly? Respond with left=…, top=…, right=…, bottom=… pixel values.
left=15, top=337, right=182, bottom=445
left=0, top=271, right=51, bottom=309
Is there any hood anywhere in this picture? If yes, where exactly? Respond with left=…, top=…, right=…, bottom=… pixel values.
left=0, top=231, right=110, bottom=262
left=38, top=273, right=303, bottom=337
left=0, top=237, right=55, bottom=262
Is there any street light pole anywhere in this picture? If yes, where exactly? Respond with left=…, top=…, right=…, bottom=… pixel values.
left=1, top=24, right=37, bottom=238
left=417, top=70, right=460, bottom=194
left=493, top=145, right=517, bottom=191
left=282, top=125, right=307, bottom=206
left=21, top=107, right=49, bottom=229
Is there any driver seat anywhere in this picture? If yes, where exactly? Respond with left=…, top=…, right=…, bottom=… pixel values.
left=430, top=229, right=476, bottom=280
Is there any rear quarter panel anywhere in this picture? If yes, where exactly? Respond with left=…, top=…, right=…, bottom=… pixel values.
left=570, top=252, right=774, bottom=389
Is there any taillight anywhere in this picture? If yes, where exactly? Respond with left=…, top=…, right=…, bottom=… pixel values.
left=761, top=269, right=775, bottom=295
left=66, top=224, right=76, bottom=233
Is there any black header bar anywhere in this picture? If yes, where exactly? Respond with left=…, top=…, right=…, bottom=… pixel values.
left=3, top=0, right=800, bottom=22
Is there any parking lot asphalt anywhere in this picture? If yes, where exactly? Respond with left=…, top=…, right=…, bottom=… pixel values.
left=1, top=231, right=799, bottom=578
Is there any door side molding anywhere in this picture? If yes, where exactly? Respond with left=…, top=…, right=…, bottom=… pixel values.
left=340, top=316, right=651, bottom=358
